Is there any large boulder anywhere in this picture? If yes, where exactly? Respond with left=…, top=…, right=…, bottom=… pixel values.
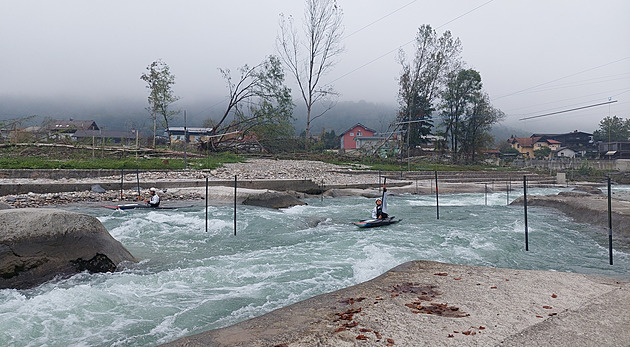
left=242, top=191, right=306, bottom=209
left=0, top=201, right=12, bottom=210
left=0, top=208, right=137, bottom=289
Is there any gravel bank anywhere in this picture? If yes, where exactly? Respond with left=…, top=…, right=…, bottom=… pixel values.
left=0, top=159, right=395, bottom=208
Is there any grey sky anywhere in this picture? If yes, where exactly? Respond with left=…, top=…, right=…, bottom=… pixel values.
left=1, top=0, right=629, bottom=133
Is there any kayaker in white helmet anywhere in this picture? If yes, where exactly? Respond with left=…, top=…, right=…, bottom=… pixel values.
left=371, top=184, right=388, bottom=219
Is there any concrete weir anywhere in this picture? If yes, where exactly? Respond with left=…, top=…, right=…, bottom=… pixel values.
left=161, top=260, right=630, bottom=347
left=0, top=178, right=325, bottom=196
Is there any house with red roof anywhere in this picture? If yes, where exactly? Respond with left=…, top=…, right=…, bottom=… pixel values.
left=508, top=131, right=593, bottom=159
left=508, top=136, right=557, bottom=159
left=339, top=123, right=377, bottom=150
left=508, top=136, right=538, bottom=158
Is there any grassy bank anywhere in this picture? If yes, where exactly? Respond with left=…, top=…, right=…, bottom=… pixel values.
left=1, top=142, right=516, bottom=173
left=0, top=144, right=243, bottom=170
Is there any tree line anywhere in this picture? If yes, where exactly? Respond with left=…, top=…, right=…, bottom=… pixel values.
left=395, top=25, right=504, bottom=164
left=140, top=0, right=503, bottom=161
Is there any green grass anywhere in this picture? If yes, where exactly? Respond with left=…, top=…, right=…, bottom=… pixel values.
left=0, top=152, right=243, bottom=170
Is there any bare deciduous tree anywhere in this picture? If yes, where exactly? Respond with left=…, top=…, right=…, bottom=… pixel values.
left=205, top=56, right=293, bottom=151
left=277, top=0, right=344, bottom=150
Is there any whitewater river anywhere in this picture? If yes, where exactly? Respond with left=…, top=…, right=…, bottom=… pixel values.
left=1, top=186, right=629, bottom=346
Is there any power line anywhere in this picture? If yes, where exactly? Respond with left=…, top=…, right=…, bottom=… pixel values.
left=195, top=2, right=423, bottom=118
left=201, top=1, right=495, bottom=114
left=505, top=74, right=630, bottom=95
left=519, top=100, right=618, bottom=121
left=503, top=88, right=630, bottom=115
left=435, top=0, right=494, bottom=30
left=493, top=57, right=630, bottom=101
left=344, top=0, right=419, bottom=39
left=330, top=0, right=495, bottom=84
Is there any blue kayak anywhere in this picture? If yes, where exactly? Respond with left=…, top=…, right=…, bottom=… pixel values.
left=102, top=203, right=189, bottom=210
left=354, top=216, right=401, bottom=228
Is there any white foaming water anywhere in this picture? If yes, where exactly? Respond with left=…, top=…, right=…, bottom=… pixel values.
left=1, top=189, right=629, bottom=346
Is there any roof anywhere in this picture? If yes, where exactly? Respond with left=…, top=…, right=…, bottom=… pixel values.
left=532, top=131, right=593, bottom=138
left=340, top=123, right=377, bottom=136
left=49, top=119, right=99, bottom=131
left=167, top=127, right=213, bottom=133
left=509, top=137, right=537, bottom=147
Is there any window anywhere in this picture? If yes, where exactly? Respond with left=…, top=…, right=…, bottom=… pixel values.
left=357, top=131, right=362, bottom=136
left=349, top=132, right=354, bottom=136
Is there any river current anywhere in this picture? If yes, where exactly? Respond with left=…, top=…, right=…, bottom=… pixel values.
left=1, top=186, right=629, bottom=346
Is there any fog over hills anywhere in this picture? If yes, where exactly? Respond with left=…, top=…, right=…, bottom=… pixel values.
left=0, top=95, right=559, bottom=147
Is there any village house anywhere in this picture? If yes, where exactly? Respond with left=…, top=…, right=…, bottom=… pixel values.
left=166, top=127, right=214, bottom=144
left=556, top=147, right=577, bottom=158
left=339, top=123, right=377, bottom=150
left=507, top=136, right=538, bottom=158
left=599, top=142, right=630, bottom=159
left=47, top=119, right=99, bottom=140
left=508, top=131, right=594, bottom=159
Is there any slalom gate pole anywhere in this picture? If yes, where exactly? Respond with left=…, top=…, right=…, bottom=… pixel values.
left=234, top=175, right=237, bottom=236
left=607, top=177, right=613, bottom=265
left=523, top=175, right=529, bottom=251
left=321, top=181, right=324, bottom=202
left=378, top=170, right=381, bottom=194
left=205, top=176, right=208, bottom=233
left=136, top=166, right=140, bottom=199
left=120, top=168, right=124, bottom=200
left=485, top=183, right=488, bottom=206
left=435, top=171, right=439, bottom=220
left=506, top=179, right=510, bottom=205
left=382, top=177, right=387, bottom=202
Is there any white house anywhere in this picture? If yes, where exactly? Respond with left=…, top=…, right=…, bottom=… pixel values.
left=166, top=127, right=213, bottom=143
left=556, top=147, right=576, bottom=158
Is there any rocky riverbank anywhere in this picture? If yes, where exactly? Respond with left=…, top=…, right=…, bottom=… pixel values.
left=0, top=159, right=559, bottom=208
left=0, top=159, right=390, bottom=208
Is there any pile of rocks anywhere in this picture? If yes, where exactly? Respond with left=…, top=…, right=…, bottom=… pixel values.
left=93, top=159, right=378, bottom=186
left=210, top=159, right=366, bottom=184
left=1, top=189, right=206, bottom=209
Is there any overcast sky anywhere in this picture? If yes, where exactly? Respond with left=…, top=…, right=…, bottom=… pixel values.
left=1, top=0, right=629, bottom=133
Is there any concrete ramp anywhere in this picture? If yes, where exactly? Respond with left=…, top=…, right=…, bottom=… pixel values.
left=161, top=260, right=629, bottom=346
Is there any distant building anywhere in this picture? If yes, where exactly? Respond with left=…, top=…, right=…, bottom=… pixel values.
left=508, top=130, right=594, bottom=159
left=47, top=119, right=99, bottom=140
left=532, top=131, right=594, bottom=157
left=507, top=136, right=538, bottom=158
left=166, top=127, right=214, bottom=143
left=599, top=142, right=630, bottom=159
left=556, top=147, right=577, bottom=158
left=339, top=123, right=377, bottom=150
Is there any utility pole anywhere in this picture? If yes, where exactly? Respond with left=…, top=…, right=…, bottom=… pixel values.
left=184, top=110, right=188, bottom=170
left=397, top=119, right=427, bottom=171
left=152, top=112, right=157, bottom=149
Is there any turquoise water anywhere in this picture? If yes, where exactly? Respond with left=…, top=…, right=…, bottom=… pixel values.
left=1, top=187, right=629, bottom=346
